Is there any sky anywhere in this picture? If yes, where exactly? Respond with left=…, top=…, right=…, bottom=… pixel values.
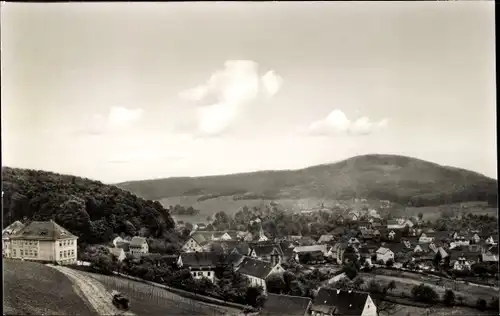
left=1, top=2, right=496, bottom=183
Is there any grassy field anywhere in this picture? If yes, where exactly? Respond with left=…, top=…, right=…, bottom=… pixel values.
left=404, top=201, right=498, bottom=222
left=3, top=259, right=97, bottom=316
left=391, top=304, right=497, bottom=316
left=83, top=270, right=240, bottom=316
left=360, top=271, right=497, bottom=307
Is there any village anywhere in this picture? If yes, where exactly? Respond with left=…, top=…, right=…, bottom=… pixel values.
left=3, top=202, right=499, bottom=316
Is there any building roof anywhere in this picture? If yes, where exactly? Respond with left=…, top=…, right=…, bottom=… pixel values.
left=376, top=247, right=393, bottom=255
left=293, top=245, right=328, bottom=254
left=108, top=247, right=125, bottom=257
left=180, top=252, right=222, bottom=269
left=236, top=257, right=276, bottom=279
left=190, top=232, right=212, bottom=246
left=116, top=240, right=130, bottom=251
left=219, top=240, right=250, bottom=255
left=2, top=221, right=25, bottom=236
left=482, top=253, right=499, bottom=262
left=130, top=236, right=147, bottom=247
left=318, top=234, right=336, bottom=244
left=10, top=220, right=77, bottom=241
left=252, top=243, right=284, bottom=258
left=260, top=293, right=311, bottom=316
left=312, top=288, right=370, bottom=316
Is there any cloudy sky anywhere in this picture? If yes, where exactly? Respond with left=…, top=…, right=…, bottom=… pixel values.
left=1, top=2, right=496, bottom=183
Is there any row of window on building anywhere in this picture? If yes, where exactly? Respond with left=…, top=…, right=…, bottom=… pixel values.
left=13, top=249, right=38, bottom=257
left=193, top=271, right=211, bottom=277
left=60, top=249, right=75, bottom=258
left=59, top=240, right=75, bottom=247
left=12, top=240, right=39, bottom=246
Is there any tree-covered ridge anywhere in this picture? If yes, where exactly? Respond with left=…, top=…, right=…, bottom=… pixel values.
left=117, top=154, right=498, bottom=207
left=2, top=167, right=176, bottom=245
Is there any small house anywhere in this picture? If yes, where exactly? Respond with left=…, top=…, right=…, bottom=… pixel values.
left=129, top=237, right=149, bottom=255
left=311, top=288, right=377, bottom=316
left=236, top=257, right=285, bottom=293
left=375, top=247, right=394, bottom=264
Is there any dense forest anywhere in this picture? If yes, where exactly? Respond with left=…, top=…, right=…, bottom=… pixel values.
left=2, top=167, right=176, bottom=246
left=117, top=154, right=498, bottom=207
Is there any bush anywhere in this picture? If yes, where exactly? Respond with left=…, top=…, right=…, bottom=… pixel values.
left=476, top=298, right=487, bottom=311
left=442, top=289, right=455, bottom=306
left=411, top=284, right=439, bottom=303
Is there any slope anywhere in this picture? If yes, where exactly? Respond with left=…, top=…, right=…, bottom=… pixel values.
left=116, top=154, right=497, bottom=207
left=3, top=259, right=97, bottom=316
left=1, top=167, right=176, bottom=245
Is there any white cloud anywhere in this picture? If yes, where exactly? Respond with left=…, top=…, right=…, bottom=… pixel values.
left=75, top=106, right=144, bottom=136
left=179, top=60, right=283, bottom=136
left=107, top=106, right=144, bottom=128
left=309, top=109, right=388, bottom=136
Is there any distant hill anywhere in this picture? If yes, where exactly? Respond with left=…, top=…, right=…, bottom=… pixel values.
left=116, top=154, right=498, bottom=207
left=2, top=167, right=176, bottom=245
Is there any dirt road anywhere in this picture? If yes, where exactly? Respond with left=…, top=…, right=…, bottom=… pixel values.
left=48, top=264, right=134, bottom=316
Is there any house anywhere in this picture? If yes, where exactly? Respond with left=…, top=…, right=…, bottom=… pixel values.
left=2, top=220, right=25, bottom=258
left=358, top=247, right=373, bottom=267
left=413, top=243, right=431, bottom=254
left=236, top=257, right=285, bottom=293
left=193, top=223, right=207, bottom=231
left=387, top=219, right=406, bottom=230
left=418, top=233, right=434, bottom=244
left=260, top=293, right=312, bottom=316
left=108, top=247, right=126, bottom=262
left=218, top=240, right=251, bottom=256
left=293, top=245, right=328, bottom=257
left=328, top=272, right=348, bottom=284
left=9, top=220, right=78, bottom=265
left=375, top=247, right=394, bottom=264
left=179, top=252, right=221, bottom=282
left=116, top=239, right=130, bottom=252
left=347, top=211, right=360, bottom=222
left=250, top=244, right=284, bottom=264
left=471, top=233, right=481, bottom=244
left=347, top=237, right=361, bottom=245
left=182, top=232, right=212, bottom=252
left=335, top=215, right=346, bottom=225
left=481, top=252, right=499, bottom=263
left=129, top=237, right=149, bottom=255
left=317, top=234, right=336, bottom=244
left=360, top=229, right=380, bottom=240
left=243, top=227, right=270, bottom=242
left=311, top=288, right=377, bottom=316
left=485, top=236, right=498, bottom=246
left=357, top=221, right=373, bottom=231
left=329, top=243, right=349, bottom=264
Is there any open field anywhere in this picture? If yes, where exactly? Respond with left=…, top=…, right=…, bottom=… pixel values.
left=82, top=270, right=241, bottom=316
left=391, top=304, right=497, bottom=316
left=404, top=201, right=498, bottom=222
left=360, top=272, right=498, bottom=307
left=3, top=259, right=96, bottom=316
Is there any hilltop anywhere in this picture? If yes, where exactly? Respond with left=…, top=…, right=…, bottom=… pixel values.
left=116, top=154, right=497, bottom=208
left=1, top=167, right=176, bottom=245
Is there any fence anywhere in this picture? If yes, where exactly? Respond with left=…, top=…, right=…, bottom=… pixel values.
left=86, top=272, right=234, bottom=316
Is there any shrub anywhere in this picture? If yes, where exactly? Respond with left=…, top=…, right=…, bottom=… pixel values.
left=442, top=289, right=455, bottom=306
left=411, top=283, right=439, bottom=304
left=476, top=298, right=487, bottom=311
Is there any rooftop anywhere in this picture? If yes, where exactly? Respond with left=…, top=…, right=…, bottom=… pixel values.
left=10, top=220, right=77, bottom=241
left=312, top=288, right=371, bottom=316
left=260, top=293, right=311, bottom=316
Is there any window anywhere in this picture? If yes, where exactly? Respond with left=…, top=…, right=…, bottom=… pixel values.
left=20, top=250, right=24, bottom=256
left=71, top=250, right=75, bottom=256
left=33, top=251, right=38, bottom=257
left=59, top=251, right=62, bottom=258
left=207, top=272, right=211, bottom=277
left=59, top=242, right=62, bottom=247
left=13, top=249, right=16, bottom=256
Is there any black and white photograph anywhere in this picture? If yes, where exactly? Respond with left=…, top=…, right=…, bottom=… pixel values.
left=1, top=2, right=497, bottom=316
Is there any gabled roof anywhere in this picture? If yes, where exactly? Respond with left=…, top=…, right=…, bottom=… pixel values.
left=312, top=288, right=370, bottom=316
left=236, top=257, right=277, bottom=279
left=130, top=236, right=147, bottom=247
left=260, top=293, right=311, bottom=316
left=376, top=247, right=393, bottom=255
left=252, top=243, right=284, bottom=258
left=180, top=252, right=222, bottom=269
left=293, top=245, right=328, bottom=254
left=190, top=232, right=212, bottom=246
left=481, top=253, right=498, bottom=262
left=108, top=247, right=125, bottom=257
left=219, top=240, right=250, bottom=255
left=10, top=220, right=77, bottom=241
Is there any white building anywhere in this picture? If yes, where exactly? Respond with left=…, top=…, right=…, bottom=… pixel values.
left=9, top=220, right=78, bottom=265
left=129, top=237, right=148, bottom=255
left=375, top=247, right=394, bottom=264
left=2, top=221, right=26, bottom=258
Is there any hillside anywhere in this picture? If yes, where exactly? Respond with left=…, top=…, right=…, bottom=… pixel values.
left=3, top=260, right=96, bottom=316
left=116, top=154, right=498, bottom=207
left=1, top=167, right=176, bottom=245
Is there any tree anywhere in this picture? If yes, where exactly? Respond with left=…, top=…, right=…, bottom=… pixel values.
left=442, top=289, right=455, bottom=306
left=386, top=280, right=396, bottom=293
left=418, top=212, right=424, bottom=221
left=342, top=262, right=358, bottom=280
left=353, top=277, right=364, bottom=290
left=411, top=284, right=439, bottom=303
left=476, top=298, right=487, bottom=311
left=457, top=296, right=464, bottom=306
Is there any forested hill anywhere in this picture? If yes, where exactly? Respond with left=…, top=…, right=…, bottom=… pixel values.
left=2, top=167, right=175, bottom=245
left=117, top=154, right=498, bottom=207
